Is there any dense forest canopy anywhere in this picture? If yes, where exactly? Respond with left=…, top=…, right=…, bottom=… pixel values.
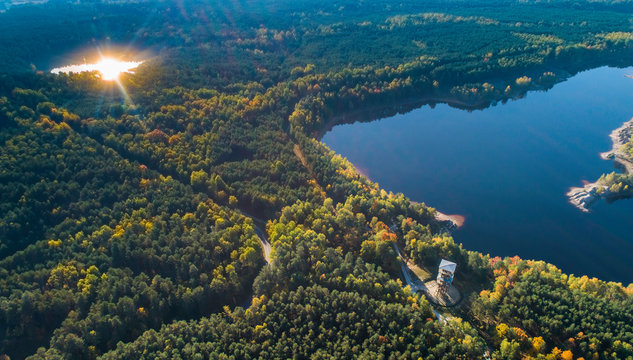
left=1, top=0, right=633, bottom=359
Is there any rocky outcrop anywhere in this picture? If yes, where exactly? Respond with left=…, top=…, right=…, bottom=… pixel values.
left=600, top=118, right=633, bottom=174
left=567, top=184, right=609, bottom=212
left=567, top=118, right=633, bottom=212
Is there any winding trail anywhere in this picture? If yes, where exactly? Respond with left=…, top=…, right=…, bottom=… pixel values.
left=293, top=143, right=326, bottom=197
left=253, top=224, right=272, bottom=264
left=237, top=209, right=272, bottom=264
left=393, top=244, right=427, bottom=293
left=236, top=210, right=272, bottom=309
left=393, top=243, right=463, bottom=328
left=432, top=309, right=448, bottom=325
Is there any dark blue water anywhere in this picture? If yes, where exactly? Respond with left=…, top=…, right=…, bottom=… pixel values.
left=323, top=67, right=633, bottom=284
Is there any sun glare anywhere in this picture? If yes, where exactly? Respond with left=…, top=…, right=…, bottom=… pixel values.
left=51, top=57, right=143, bottom=82
left=95, top=58, right=141, bottom=81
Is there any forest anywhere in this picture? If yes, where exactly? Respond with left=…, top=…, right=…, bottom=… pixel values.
left=1, top=0, right=633, bottom=359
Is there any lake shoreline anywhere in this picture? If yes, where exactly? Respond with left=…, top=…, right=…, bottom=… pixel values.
left=599, top=118, right=633, bottom=173
left=344, top=157, right=467, bottom=232
left=408, top=200, right=465, bottom=232
left=323, top=66, right=633, bottom=283
left=567, top=117, right=633, bottom=212
left=315, top=68, right=575, bottom=141
left=435, top=211, right=466, bottom=230
left=316, top=94, right=491, bottom=141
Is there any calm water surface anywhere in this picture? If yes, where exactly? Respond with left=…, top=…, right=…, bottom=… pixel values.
left=323, top=66, right=633, bottom=284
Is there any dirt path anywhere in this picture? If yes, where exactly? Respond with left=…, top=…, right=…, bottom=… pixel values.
left=293, top=143, right=326, bottom=196
left=236, top=209, right=272, bottom=264
left=253, top=224, right=272, bottom=264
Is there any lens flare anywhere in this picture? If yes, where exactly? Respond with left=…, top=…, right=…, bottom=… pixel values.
left=51, top=54, right=144, bottom=105
left=51, top=57, right=143, bottom=81
left=95, top=58, right=141, bottom=81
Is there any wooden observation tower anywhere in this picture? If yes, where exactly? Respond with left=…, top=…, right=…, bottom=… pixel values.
left=435, top=259, right=456, bottom=297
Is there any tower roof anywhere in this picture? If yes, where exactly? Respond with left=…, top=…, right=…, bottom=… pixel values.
left=439, top=259, right=457, bottom=273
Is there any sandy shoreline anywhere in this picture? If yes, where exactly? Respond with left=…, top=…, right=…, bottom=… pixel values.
left=408, top=200, right=465, bottom=230
left=435, top=211, right=466, bottom=228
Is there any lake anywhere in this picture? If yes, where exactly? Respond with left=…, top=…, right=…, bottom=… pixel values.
left=323, top=66, right=633, bottom=284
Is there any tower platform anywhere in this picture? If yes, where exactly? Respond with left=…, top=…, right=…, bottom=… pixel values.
left=423, top=280, right=461, bottom=307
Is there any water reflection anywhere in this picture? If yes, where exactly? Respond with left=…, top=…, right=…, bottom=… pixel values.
left=323, top=66, right=633, bottom=283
